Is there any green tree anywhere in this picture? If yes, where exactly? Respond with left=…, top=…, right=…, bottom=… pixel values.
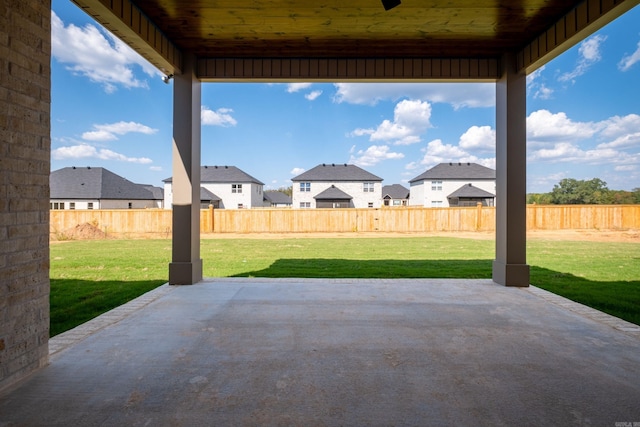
left=527, top=193, right=553, bottom=204
left=550, top=178, right=610, bottom=204
left=277, top=186, right=293, bottom=197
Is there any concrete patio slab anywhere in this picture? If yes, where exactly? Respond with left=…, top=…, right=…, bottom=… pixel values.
left=1, top=278, right=639, bottom=426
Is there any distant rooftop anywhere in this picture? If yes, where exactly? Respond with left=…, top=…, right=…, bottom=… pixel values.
left=163, top=166, right=264, bottom=185
left=382, top=184, right=410, bottom=199
left=51, top=167, right=161, bottom=200
left=410, top=163, right=495, bottom=183
left=264, top=190, right=292, bottom=205
left=292, top=164, right=382, bottom=182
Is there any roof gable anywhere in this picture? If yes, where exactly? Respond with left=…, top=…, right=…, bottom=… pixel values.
left=313, top=185, right=353, bottom=200
left=382, top=184, right=409, bottom=199
left=292, top=164, right=382, bottom=182
left=264, top=190, right=292, bottom=204
left=448, top=183, right=495, bottom=198
left=51, top=167, right=157, bottom=200
left=200, top=187, right=221, bottom=201
left=410, top=163, right=495, bottom=183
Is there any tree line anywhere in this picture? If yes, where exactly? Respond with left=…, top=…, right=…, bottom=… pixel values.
left=527, top=178, right=640, bottom=205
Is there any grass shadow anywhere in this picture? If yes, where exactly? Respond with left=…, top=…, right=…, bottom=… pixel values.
left=50, top=278, right=165, bottom=337
left=232, top=258, right=640, bottom=326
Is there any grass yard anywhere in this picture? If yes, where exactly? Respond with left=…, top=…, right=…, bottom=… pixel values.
left=50, top=236, right=640, bottom=336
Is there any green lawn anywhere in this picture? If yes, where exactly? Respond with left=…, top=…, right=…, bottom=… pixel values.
left=50, top=236, right=640, bottom=336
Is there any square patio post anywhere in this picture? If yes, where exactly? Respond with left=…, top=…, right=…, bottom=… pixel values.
left=493, top=53, right=530, bottom=286
left=169, top=54, right=203, bottom=285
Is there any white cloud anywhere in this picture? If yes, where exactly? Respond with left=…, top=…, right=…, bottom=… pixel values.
left=598, top=114, right=640, bottom=139
left=559, top=35, right=607, bottom=83
left=348, top=145, right=404, bottom=167
left=51, top=12, right=156, bottom=93
left=201, top=107, right=237, bottom=127
left=597, top=132, right=640, bottom=149
left=528, top=142, right=620, bottom=164
left=305, top=90, right=322, bottom=101
left=52, top=144, right=152, bottom=164
left=614, top=164, right=637, bottom=172
left=82, top=121, right=158, bottom=141
left=459, top=126, right=495, bottom=152
left=351, top=99, right=432, bottom=145
left=149, top=166, right=163, bottom=171
left=287, top=83, right=312, bottom=93
left=290, top=167, right=305, bottom=175
left=333, top=83, right=495, bottom=109
left=526, top=110, right=640, bottom=169
left=408, top=139, right=496, bottom=173
left=618, top=39, right=640, bottom=71
left=527, top=110, right=600, bottom=142
left=526, top=66, right=554, bottom=99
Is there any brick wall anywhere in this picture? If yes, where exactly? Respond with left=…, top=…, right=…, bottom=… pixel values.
left=0, top=0, right=51, bottom=391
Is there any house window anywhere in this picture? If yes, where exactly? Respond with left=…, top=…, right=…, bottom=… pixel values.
left=69, top=202, right=75, bottom=210
left=232, top=184, right=242, bottom=193
left=87, top=202, right=93, bottom=210
left=393, top=200, right=402, bottom=206
left=363, top=182, right=375, bottom=192
left=431, top=180, right=443, bottom=191
left=237, top=203, right=244, bottom=209
left=300, top=182, right=310, bottom=192
left=368, top=202, right=374, bottom=208
left=51, top=202, right=64, bottom=210
left=431, top=200, right=443, bottom=207
left=300, top=202, right=310, bottom=208
left=128, top=202, right=133, bottom=209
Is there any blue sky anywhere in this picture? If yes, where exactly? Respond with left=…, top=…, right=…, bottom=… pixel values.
left=51, top=0, right=640, bottom=193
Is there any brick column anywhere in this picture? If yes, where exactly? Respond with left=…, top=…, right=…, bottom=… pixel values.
left=0, top=0, right=51, bottom=391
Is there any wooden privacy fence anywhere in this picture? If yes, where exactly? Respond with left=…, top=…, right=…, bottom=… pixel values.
left=50, top=204, right=640, bottom=236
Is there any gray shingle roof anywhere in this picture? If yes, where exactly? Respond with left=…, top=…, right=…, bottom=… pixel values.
left=163, top=166, right=264, bottom=185
left=292, top=164, right=382, bottom=182
left=51, top=167, right=159, bottom=200
left=382, top=184, right=409, bottom=199
left=448, top=183, right=495, bottom=198
left=264, top=190, right=292, bottom=204
left=313, top=185, right=353, bottom=200
left=142, top=185, right=164, bottom=200
left=200, top=187, right=221, bottom=201
left=409, top=163, right=495, bottom=183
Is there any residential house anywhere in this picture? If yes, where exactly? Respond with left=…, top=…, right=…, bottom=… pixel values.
left=409, top=162, right=496, bottom=207
left=382, top=184, right=410, bottom=207
left=50, top=166, right=164, bottom=209
left=263, top=190, right=292, bottom=208
left=164, top=165, right=264, bottom=209
left=292, top=163, right=383, bottom=208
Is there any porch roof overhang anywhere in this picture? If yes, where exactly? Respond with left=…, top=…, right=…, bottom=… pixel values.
left=70, top=0, right=638, bottom=82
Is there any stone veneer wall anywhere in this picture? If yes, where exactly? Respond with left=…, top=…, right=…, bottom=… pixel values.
left=0, top=0, right=51, bottom=391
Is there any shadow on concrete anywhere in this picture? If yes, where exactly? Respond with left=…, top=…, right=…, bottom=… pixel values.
left=232, top=259, right=640, bottom=326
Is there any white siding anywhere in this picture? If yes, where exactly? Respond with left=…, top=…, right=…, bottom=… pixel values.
left=165, top=181, right=263, bottom=209
left=293, top=181, right=382, bottom=208
left=410, top=179, right=496, bottom=207
left=50, top=199, right=159, bottom=209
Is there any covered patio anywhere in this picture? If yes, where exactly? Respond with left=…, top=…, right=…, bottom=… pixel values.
left=2, top=0, right=639, bottom=407
left=2, top=278, right=640, bottom=425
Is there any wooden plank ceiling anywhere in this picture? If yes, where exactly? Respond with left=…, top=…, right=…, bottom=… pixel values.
left=132, top=0, right=578, bottom=59
left=71, top=0, right=638, bottom=79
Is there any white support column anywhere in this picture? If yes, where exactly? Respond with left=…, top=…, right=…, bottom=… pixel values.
left=169, top=54, right=203, bottom=285
left=493, top=53, right=530, bottom=287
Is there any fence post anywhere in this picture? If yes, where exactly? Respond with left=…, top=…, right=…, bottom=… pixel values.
left=476, top=202, right=482, bottom=230
left=208, top=204, right=214, bottom=233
